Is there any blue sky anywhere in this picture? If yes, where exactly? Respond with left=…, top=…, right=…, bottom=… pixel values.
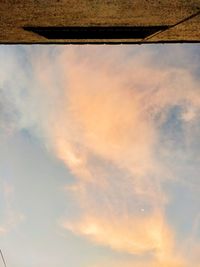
left=0, top=45, right=200, bottom=267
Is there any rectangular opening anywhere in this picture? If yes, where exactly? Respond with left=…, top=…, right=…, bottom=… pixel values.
left=23, top=26, right=169, bottom=40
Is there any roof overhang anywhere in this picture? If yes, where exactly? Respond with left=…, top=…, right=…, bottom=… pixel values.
left=1, top=0, right=200, bottom=44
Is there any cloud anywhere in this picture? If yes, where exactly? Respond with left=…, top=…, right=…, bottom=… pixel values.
left=1, top=46, right=200, bottom=266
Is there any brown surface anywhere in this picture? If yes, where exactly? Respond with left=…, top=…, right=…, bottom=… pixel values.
left=0, top=0, right=200, bottom=43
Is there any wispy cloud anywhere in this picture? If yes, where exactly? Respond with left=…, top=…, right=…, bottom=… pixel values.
left=0, top=46, right=200, bottom=266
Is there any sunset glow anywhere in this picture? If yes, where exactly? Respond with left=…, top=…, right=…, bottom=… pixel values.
left=0, top=45, right=200, bottom=267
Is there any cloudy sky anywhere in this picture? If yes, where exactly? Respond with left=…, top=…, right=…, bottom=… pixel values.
left=0, top=44, right=200, bottom=267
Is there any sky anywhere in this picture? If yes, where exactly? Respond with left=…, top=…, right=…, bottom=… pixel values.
left=0, top=44, right=200, bottom=267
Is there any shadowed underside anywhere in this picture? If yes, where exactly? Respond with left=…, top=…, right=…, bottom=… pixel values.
left=0, top=1, right=200, bottom=43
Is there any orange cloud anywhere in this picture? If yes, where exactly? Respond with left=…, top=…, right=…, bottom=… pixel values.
left=2, top=46, right=200, bottom=266
left=29, top=47, right=200, bottom=266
